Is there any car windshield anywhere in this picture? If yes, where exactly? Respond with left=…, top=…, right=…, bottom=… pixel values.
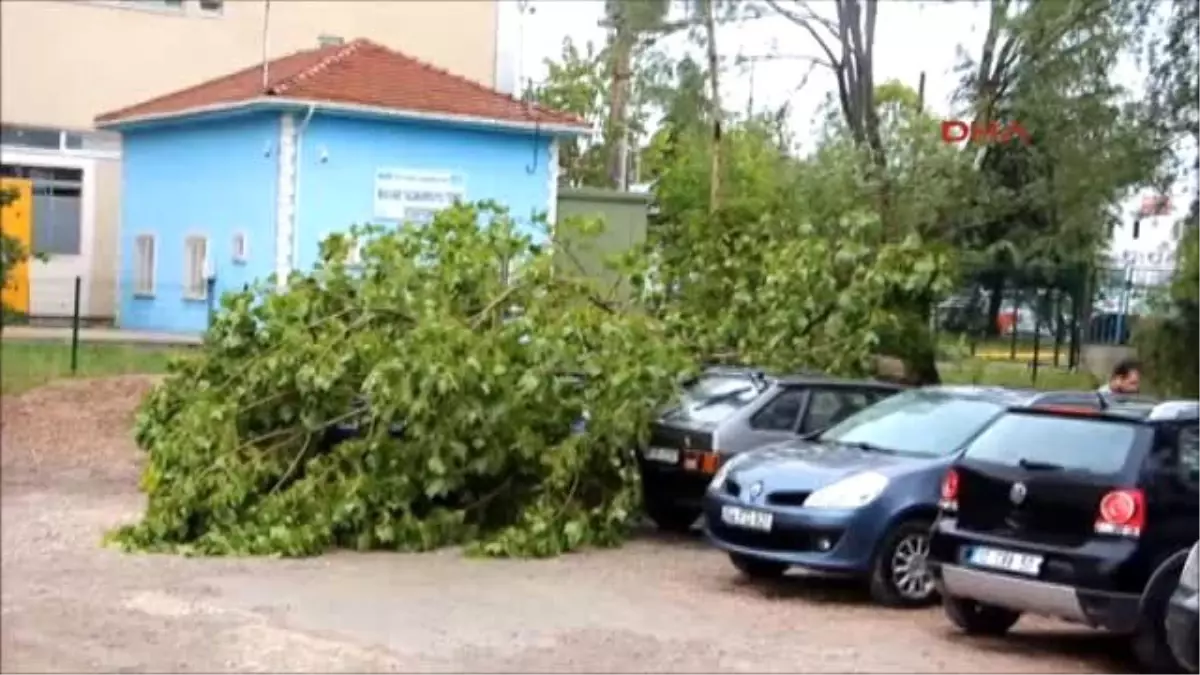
left=962, top=412, right=1141, bottom=476
left=662, top=374, right=763, bottom=426
left=817, top=389, right=1005, bottom=458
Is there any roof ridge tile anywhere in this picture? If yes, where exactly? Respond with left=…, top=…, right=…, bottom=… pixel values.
left=271, top=39, right=367, bottom=96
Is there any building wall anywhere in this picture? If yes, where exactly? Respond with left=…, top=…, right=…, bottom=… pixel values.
left=292, top=114, right=555, bottom=271
left=0, top=0, right=498, bottom=130
left=118, top=113, right=280, bottom=333
left=2, top=0, right=497, bottom=326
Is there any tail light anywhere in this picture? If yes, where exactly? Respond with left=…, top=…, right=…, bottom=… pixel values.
left=1094, top=488, right=1145, bottom=538
left=938, top=468, right=959, bottom=512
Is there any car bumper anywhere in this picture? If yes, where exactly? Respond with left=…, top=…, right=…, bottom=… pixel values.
left=932, top=563, right=1140, bottom=633
left=641, top=462, right=715, bottom=510
left=701, top=490, right=886, bottom=574
left=1167, top=587, right=1199, bottom=673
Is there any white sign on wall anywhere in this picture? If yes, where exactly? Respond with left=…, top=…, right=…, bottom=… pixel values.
left=373, top=168, right=466, bottom=225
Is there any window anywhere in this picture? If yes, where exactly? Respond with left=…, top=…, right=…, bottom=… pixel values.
left=818, top=390, right=1006, bottom=458
left=347, top=237, right=364, bottom=266
left=660, top=374, right=763, bottom=426
left=1178, top=425, right=1199, bottom=485
left=963, top=413, right=1140, bottom=476
left=134, top=234, right=156, bottom=296
left=232, top=232, right=248, bottom=264
left=750, top=388, right=806, bottom=431
left=184, top=236, right=209, bottom=300
left=801, top=389, right=874, bottom=434
left=0, top=125, right=62, bottom=150
left=197, top=0, right=223, bottom=13
left=1, top=164, right=83, bottom=256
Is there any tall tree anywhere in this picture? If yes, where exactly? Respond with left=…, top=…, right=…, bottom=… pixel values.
left=602, top=0, right=673, bottom=189
left=698, top=0, right=723, bottom=212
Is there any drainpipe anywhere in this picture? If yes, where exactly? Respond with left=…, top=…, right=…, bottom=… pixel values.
left=292, top=104, right=316, bottom=273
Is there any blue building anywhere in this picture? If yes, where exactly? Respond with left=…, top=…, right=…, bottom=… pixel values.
left=96, top=38, right=589, bottom=334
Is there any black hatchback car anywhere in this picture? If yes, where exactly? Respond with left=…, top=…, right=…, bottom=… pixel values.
left=639, top=368, right=904, bottom=531
left=928, top=399, right=1200, bottom=672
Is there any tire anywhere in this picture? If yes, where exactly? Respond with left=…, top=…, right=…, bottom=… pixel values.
left=730, top=553, right=789, bottom=580
left=1132, top=555, right=1188, bottom=674
left=643, top=496, right=699, bottom=533
left=943, top=594, right=1022, bottom=636
left=868, top=519, right=939, bottom=608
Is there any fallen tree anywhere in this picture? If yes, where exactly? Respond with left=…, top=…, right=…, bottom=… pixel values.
left=109, top=203, right=689, bottom=557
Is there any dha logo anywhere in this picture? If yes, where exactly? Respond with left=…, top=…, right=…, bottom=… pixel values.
left=940, top=120, right=1032, bottom=145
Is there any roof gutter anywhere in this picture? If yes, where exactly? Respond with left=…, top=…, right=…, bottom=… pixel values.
left=96, top=97, right=593, bottom=137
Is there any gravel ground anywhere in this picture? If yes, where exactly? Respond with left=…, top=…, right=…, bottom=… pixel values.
left=1, top=377, right=1133, bottom=673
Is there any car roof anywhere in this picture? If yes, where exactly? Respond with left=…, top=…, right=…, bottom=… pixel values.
left=698, top=366, right=905, bottom=390
left=1002, top=395, right=1200, bottom=423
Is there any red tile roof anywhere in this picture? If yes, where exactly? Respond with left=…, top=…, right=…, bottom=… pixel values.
left=95, top=39, right=589, bottom=131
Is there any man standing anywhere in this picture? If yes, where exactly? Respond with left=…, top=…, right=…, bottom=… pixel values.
left=1099, top=358, right=1142, bottom=396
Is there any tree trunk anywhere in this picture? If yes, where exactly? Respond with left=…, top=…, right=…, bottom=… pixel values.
left=702, top=0, right=722, bottom=213
left=606, top=14, right=634, bottom=190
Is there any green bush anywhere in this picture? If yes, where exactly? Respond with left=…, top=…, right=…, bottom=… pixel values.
left=1133, top=220, right=1198, bottom=398
left=109, top=202, right=690, bottom=557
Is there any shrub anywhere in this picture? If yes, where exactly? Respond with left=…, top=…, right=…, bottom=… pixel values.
left=109, top=202, right=690, bottom=557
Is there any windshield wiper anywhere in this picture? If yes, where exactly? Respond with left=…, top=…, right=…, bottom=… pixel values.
left=1018, top=458, right=1064, bottom=471
left=691, top=386, right=754, bottom=411
left=837, top=440, right=898, bottom=455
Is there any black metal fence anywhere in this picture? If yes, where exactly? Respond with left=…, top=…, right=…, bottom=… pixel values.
left=932, top=263, right=1176, bottom=384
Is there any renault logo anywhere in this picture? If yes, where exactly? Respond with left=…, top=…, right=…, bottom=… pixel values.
left=1010, top=482, right=1027, bottom=505
left=749, top=482, right=764, bottom=499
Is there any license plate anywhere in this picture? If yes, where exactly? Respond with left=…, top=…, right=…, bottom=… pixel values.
left=967, top=546, right=1043, bottom=576
left=720, top=505, right=773, bottom=532
left=643, top=447, right=679, bottom=464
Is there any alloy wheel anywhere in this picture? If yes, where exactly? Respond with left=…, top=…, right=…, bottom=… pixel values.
left=889, top=532, right=934, bottom=600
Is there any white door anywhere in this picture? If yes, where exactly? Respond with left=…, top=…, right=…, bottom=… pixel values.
left=0, top=151, right=95, bottom=318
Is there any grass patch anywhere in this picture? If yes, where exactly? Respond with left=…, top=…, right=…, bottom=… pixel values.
left=1, top=340, right=184, bottom=395
left=940, top=358, right=1099, bottom=391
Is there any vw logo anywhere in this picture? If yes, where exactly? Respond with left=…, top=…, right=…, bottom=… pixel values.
left=749, top=482, right=764, bottom=499
left=1010, top=482, right=1027, bottom=505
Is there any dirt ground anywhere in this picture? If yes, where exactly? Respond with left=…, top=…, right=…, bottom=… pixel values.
left=1, top=377, right=1133, bottom=673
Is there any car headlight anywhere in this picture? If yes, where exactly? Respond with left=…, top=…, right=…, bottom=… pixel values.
left=709, top=452, right=753, bottom=491
left=803, top=472, right=889, bottom=509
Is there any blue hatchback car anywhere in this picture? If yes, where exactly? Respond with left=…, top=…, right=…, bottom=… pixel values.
left=702, top=386, right=1107, bottom=607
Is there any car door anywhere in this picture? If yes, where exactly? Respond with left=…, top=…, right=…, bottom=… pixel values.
left=1148, top=421, right=1200, bottom=549
left=798, top=387, right=885, bottom=435
left=732, top=385, right=809, bottom=452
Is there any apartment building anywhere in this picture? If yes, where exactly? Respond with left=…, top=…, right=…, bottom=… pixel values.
left=0, top=0, right=501, bottom=321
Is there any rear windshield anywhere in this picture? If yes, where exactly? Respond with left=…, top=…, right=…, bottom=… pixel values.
left=962, top=412, right=1140, bottom=475
left=662, top=374, right=763, bottom=426
left=818, top=389, right=1005, bottom=458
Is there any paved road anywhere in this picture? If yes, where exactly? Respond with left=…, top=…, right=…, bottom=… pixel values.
left=1, top=377, right=1132, bottom=673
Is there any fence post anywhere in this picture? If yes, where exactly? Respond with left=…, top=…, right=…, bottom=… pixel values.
left=1009, top=290, right=1020, bottom=361
left=1030, top=291, right=1042, bottom=386
left=70, top=275, right=82, bottom=374
left=1052, top=288, right=1063, bottom=368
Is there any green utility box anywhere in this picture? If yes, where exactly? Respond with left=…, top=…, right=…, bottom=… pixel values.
left=554, top=187, right=650, bottom=300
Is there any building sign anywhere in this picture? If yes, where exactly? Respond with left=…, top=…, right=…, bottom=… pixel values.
left=373, top=168, right=466, bottom=225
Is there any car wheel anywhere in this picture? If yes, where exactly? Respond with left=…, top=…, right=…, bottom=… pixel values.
left=730, top=553, right=789, bottom=579
left=643, top=496, right=698, bottom=533
left=868, top=519, right=939, bottom=608
left=943, top=594, right=1021, bottom=635
left=1132, top=557, right=1188, bottom=674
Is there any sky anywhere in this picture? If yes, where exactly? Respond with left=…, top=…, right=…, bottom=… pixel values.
left=497, top=0, right=1192, bottom=259
left=507, top=1, right=1006, bottom=150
